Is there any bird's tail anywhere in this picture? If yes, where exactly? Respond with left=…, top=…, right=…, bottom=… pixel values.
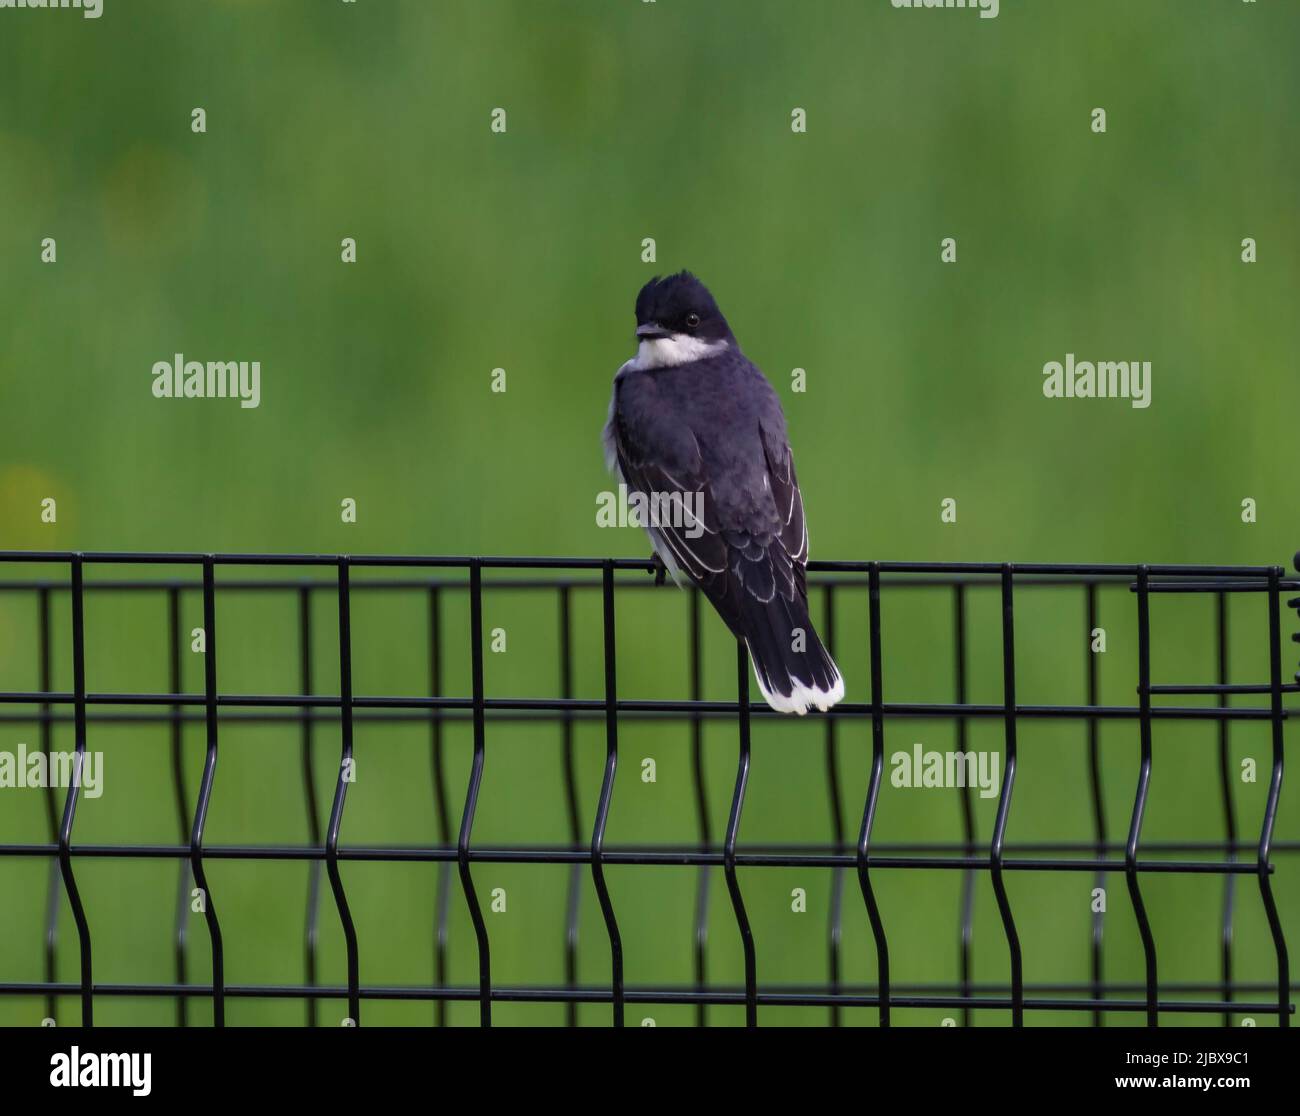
left=740, top=593, right=845, bottom=715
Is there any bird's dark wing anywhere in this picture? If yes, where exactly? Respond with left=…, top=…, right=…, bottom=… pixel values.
left=756, top=419, right=810, bottom=599
left=608, top=362, right=812, bottom=636
left=610, top=381, right=730, bottom=582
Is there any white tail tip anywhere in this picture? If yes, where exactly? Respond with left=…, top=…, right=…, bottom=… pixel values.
left=749, top=658, right=845, bottom=716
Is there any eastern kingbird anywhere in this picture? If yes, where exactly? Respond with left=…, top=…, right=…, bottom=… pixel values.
left=603, top=271, right=845, bottom=714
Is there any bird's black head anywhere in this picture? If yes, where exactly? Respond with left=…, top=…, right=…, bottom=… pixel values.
left=633, top=272, right=734, bottom=350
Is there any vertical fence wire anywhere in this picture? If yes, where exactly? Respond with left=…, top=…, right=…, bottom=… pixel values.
left=688, top=589, right=711, bottom=1027
left=592, top=562, right=625, bottom=1025
left=168, top=587, right=192, bottom=1028
left=990, top=564, right=1023, bottom=1027
left=953, top=584, right=976, bottom=1028
left=192, top=557, right=225, bottom=1026
left=299, top=586, right=323, bottom=1027
left=725, top=640, right=756, bottom=1027
left=1126, top=566, right=1158, bottom=1027
left=59, top=556, right=93, bottom=1026
left=559, top=586, right=582, bottom=1027
left=822, top=586, right=846, bottom=1028
left=428, top=587, right=453, bottom=1028
left=1215, top=590, right=1237, bottom=1028
left=459, top=560, right=491, bottom=1025
left=37, top=587, right=59, bottom=1026
left=1085, top=583, right=1107, bottom=1026
left=858, top=564, right=890, bottom=1025
left=1261, top=569, right=1290, bottom=1027
left=325, top=559, right=360, bottom=1024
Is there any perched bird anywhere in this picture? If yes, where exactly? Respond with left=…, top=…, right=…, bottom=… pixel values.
left=603, top=271, right=844, bottom=714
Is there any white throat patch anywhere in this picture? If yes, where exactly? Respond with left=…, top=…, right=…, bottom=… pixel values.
left=631, top=334, right=729, bottom=370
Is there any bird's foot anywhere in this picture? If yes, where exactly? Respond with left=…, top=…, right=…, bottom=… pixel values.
left=648, top=552, right=667, bottom=587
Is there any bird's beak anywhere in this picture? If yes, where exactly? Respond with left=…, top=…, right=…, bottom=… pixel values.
left=636, top=323, right=671, bottom=341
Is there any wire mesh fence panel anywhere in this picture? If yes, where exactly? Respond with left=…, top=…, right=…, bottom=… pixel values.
left=0, top=551, right=1294, bottom=1027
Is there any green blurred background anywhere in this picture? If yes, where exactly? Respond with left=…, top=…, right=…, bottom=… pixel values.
left=0, top=0, right=1296, bottom=1026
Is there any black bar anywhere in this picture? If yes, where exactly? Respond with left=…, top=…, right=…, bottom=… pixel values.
left=954, top=584, right=976, bottom=1028
left=428, top=587, right=452, bottom=1028
left=38, top=586, right=59, bottom=1025
left=591, top=562, right=625, bottom=1026
left=688, top=590, right=711, bottom=1028
left=990, top=565, right=1023, bottom=1027
left=823, top=586, right=846, bottom=1027
left=2, top=979, right=1287, bottom=1016
left=558, top=586, right=581, bottom=1028
left=6, top=688, right=1288, bottom=721
left=1085, top=583, right=1107, bottom=1028
left=5, top=702, right=1295, bottom=728
left=858, top=564, right=891, bottom=1026
left=192, top=558, right=225, bottom=1026
left=0, top=842, right=1280, bottom=873
left=324, top=559, right=360, bottom=1024
left=725, top=641, right=756, bottom=1027
left=459, top=561, right=491, bottom=1025
left=299, top=586, right=323, bottom=1028
left=1126, top=567, right=1158, bottom=1027
left=58, top=557, right=93, bottom=1026
left=168, top=587, right=191, bottom=1028
left=2, top=550, right=1289, bottom=578
left=1260, top=569, right=1291, bottom=1026
left=1215, top=591, right=1237, bottom=1028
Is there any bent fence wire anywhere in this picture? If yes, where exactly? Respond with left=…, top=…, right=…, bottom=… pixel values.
left=0, top=550, right=1295, bottom=1028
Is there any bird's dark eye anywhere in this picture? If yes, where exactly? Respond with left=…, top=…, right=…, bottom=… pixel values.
left=685, top=312, right=701, bottom=329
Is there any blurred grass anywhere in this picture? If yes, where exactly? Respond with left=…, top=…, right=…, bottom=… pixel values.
left=0, top=0, right=1296, bottom=1026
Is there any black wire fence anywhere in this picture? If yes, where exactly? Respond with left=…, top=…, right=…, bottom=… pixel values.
left=0, top=550, right=1295, bottom=1028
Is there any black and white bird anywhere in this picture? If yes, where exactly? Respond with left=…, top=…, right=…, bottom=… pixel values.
left=602, top=271, right=844, bottom=714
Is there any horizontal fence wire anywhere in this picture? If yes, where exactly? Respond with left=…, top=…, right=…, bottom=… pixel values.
left=0, top=551, right=1295, bottom=1028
